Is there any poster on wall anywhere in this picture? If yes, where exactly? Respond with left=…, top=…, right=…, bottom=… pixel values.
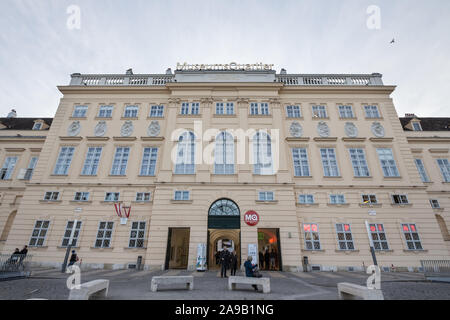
left=196, top=243, right=207, bottom=271
left=248, top=243, right=258, bottom=266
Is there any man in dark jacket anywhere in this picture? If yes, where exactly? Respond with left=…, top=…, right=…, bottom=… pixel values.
left=219, top=248, right=231, bottom=278
left=230, top=250, right=238, bottom=276
left=68, top=250, right=79, bottom=266
left=264, top=249, right=270, bottom=270
left=18, top=245, right=28, bottom=266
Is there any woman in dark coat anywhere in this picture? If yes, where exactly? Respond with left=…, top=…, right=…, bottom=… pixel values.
left=230, top=251, right=238, bottom=276
left=264, top=249, right=270, bottom=270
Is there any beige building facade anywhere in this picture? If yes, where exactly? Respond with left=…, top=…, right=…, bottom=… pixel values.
left=1, top=67, right=449, bottom=272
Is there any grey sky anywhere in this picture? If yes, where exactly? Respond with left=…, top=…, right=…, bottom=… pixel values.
left=1, top=0, right=449, bottom=117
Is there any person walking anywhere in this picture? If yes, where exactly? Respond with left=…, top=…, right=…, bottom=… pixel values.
left=230, top=250, right=238, bottom=276
left=68, top=250, right=79, bottom=267
left=264, top=248, right=270, bottom=270
left=270, top=249, right=277, bottom=270
left=7, top=248, right=20, bottom=267
left=258, top=251, right=264, bottom=270
left=219, top=248, right=230, bottom=278
left=244, top=256, right=259, bottom=291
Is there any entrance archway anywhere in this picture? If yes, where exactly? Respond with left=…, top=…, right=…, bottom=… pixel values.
left=207, top=199, right=241, bottom=270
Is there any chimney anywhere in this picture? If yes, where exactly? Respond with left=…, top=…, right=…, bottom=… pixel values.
left=166, top=68, right=172, bottom=75
left=280, top=68, right=287, bottom=75
left=404, top=113, right=416, bottom=118
left=7, top=109, right=17, bottom=118
left=126, top=68, right=133, bottom=75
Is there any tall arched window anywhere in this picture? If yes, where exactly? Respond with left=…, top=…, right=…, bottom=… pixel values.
left=253, top=131, right=273, bottom=175
left=175, top=131, right=195, bottom=174
left=214, top=131, right=234, bottom=174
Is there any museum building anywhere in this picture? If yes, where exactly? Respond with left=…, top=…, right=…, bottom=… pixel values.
left=0, top=65, right=449, bottom=272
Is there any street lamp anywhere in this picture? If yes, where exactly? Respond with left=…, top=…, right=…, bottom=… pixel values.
left=61, top=219, right=78, bottom=273
left=364, top=220, right=378, bottom=266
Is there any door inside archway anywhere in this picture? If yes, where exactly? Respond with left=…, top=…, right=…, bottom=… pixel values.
left=207, top=199, right=241, bottom=270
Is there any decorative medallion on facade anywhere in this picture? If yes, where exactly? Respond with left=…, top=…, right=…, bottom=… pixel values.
left=344, top=122, right=358, bottom=138
left=371, top=122, right=385, bottom=138
left=94, top=121, right=107, bottom=137
left=289, top=121, right=303, bottom=137
left=317, top=121, right=330, bottom=137
left=147, top=121, right=161, bottom=137
left=67, top=121, right=81, bottom=136
left=120, top=120, right=134, bottom=137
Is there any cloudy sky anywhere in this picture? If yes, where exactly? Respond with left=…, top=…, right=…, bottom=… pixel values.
left=0, top=0, right=449, bottom=117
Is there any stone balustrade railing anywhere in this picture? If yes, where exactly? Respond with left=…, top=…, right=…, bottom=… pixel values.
left=69, top=74, right=175, bottom=86
left=69, top=72, right=383, bottom=86
left=275, top=73, right=383, bottom=86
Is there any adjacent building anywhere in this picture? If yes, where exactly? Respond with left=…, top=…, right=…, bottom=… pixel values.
left=1, top=66, right=449, bottom=272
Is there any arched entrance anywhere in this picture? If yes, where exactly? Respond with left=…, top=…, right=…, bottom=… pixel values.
left=207, top=199, right=240, bottom=270
left=0, top=210, right=17, bottom=251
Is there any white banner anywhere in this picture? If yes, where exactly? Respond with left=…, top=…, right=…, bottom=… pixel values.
left=248, top=243, right=258, bottom=265
left=196, top=243, right=206, bottom=271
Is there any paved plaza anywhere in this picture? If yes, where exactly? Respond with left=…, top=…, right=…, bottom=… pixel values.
left=0, top=267, right=449, bottom=300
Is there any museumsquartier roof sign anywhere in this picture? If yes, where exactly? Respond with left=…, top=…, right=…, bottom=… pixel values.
left=176, top=62, right=275, bottom=71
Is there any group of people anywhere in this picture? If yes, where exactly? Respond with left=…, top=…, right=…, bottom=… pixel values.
left=215, top=248, right=238, bottom=278
left=5, top=245, right=28, bottom=268
left=258, top=248, right=278, bottom=271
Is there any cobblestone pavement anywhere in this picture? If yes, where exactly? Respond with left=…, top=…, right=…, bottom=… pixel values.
left=0, top=268, right=449, bottom=300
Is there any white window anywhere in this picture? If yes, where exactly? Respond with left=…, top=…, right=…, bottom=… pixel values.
left=362, top=194, right=377, bottom=204
left=216, top=102, right=234, bottom=115
left=253, top=132, right=273, bottom=175
left=95, top=221, right=114, bottom=248
left=250, top=103, right=269, bottom=115
left=298, top=194, right=314, bottom=204
left=104, top=192, right=120, bottom=202
left=44, top=191, right=60, bottom=201
left=258, top=191, right=274, bottom=201
left=312, top=105, right=327, bottom=118
left=82, top=147, right=102, bottom=175
left=74, top=192, right=90, bottom=201
left=437, top=159, right=450, bottom=182
left=349, top=148, right=370, bottom=177
left=181, top=102, right=200, bottom=115
left=286, top=105, right=301, bottom=118
left=414, top=159, right=430, bottom=182
left=402, top=224, right=423, bottom=250
left=292, top=148, right=310, bottom=177
left=429, top=199, right=440, bottom=209
left=214, top=132, right=234, bottom=174
left=140, top=148, right=158, bottom=176
left=98, top=105, right=113, bottom=118
left=29, top=220, right=50, bottom=247
left=303, top=223, right=321, bottom=250
left=72, top=105, right=88, bottom=118
left=61, top=221, right=82, bottom=247
left=377, top=148, right=399, bottom=177
left=129, top=221, right=146, bottom=248
left=124, top=105, right=138, bottom=118
left=320, top=148, right=340, bottom=177
left=32, top=122, right=42, bottom=130
left=150, top=105, right=164, bottom=117
left=24, top=156, right=38, bottom=180
left=338, top=105, right=354, bottom=118
left=330, top=194, right=345, bottom=204
left=53, top=147, right=75, bottom=175
left=391, top=194, right=409, bottom=204
left=136, top=192, right=151, bottom=202
left=174, top=191, right=190, bottom=201
left=336, top=224, right=355, bottom=250
left=364, top=105, right=380, bottom=118
left=111, top=147, right=130, bottom=175
left=175, top=132, right=196, bottom=174
left=369, top=223, right=389, bottom=250
left=412, top=122, right=422, bottom=131
left=1, top=156, right=18, bottom=180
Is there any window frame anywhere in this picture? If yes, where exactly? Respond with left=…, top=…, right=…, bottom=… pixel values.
left=174, top=190, right=190, bottom=201
left=98, top=105, right=113, bottom=118
left=437, top=159, right=450, bottom=182
left=44, top=191, right=60, bottom=201
left=298, top=194, right=314, bottom=204
left=72, top=105, right=88, bottom=118
left=312, top=105, right=327, bottom=118
left=174, top=131, right=196, bottom=175
left=303, top=223, right=321, bottom=250
left=376, top=148, right=400, bottom=177
left=320, top=148, right=340, bottom=177
left=391, top=194, right=409, bottom=205
left=53, top=146, right=75, bottom=176
left=414, top=158, right=430, bottom=182
left=29, top=220, right=50, bottom=247
left=369, top=223, right=389, bottom=251
left=349, top=148, right=370, bottom=177
left=128, top=221, right=146, bottom=248
left=364, top=105, right=381, bottom=118
left=401, top=223, right=423, bottom=250
left=104, top=192, right=120, bottom=202
left=361, top=194, right=378, bottom=204
left=214, top=131, right=235, bottom=175
left=61, top=220, right=82, bottom=247
left=81, top=147, right=103, bottom=176
left=135, top=192, right=151, bottom=202
left=329, top=194, right=346, bottom=204
left=94, top=221, right=114, bottom=248
left=338, top=105, right=354, bottom=119
left=140, top=147, right=158, bottom=176
left=0, top=156, right=18, bottom=180
left=335, top=223, right=355, bottom=251
left=258, top=191, right=274, bottom=201
left=74, top=192, right=90, bottom=202
left=149, top=105, right=164, bottom=118
left=123, top=105, right=139, bottom=118
left=110, top=147, right=130, bottom=176
left=286, top=105, right=301, bottom=118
